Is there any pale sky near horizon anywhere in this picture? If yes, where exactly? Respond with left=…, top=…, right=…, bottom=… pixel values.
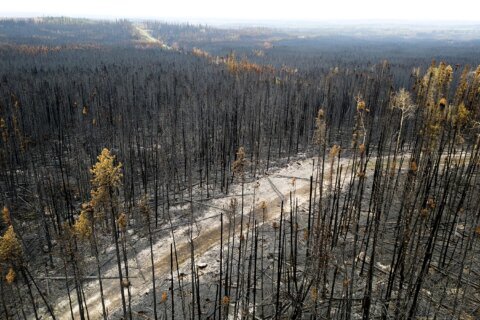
left=2, top=0, right=480, bottom=22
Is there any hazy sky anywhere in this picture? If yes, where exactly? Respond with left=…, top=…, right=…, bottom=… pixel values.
left=2, top=0, right=480, bottom=22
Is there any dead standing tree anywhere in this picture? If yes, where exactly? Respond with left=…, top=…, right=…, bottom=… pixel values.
left=231, top=146, right=248, bottom=318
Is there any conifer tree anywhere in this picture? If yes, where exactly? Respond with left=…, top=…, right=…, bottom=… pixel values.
left=73, top=202, right=107, bottom=319
left=89, top=148, right=128, bottom=318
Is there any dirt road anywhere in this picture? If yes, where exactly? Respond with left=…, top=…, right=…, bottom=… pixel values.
left=53, top=156, right=353, bottom=319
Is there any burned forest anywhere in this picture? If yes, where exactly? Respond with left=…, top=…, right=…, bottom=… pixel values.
left=1, top=17, right=480, bottom=319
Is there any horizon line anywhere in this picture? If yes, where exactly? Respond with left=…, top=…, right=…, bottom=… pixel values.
left=1, top=13, right=480, bottom=26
